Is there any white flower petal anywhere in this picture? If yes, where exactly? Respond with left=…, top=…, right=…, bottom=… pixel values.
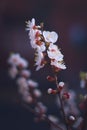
left=47, top=44, right=63, bottom=61
left=51, top=60, right=66, bottom=70
left=43, top=31, right=58, bottom=43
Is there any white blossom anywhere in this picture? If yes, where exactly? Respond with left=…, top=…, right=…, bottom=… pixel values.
left=29, top=29, right=42, bottom=49
left=26, top=18, right=43, bottom=50
left=36, top=42, right=46, bottom=52
left=26, top=18, right=35, bottom=31
left=26, top=18, right=66, bottom=71
left=59, top=82, right=65, bottom=87
left=35, top=51, right=45, bottom=71
left=69, top=115, right=76, bottom=121
left=43, top=31, right=58, bottom=43
left=47, top=88, right=53, bottom=94
left=51, top=60, right=66, bottom=70
left=47, top=44, right=63, bottom=61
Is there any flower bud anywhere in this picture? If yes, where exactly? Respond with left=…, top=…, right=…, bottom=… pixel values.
left=47, top=75, right=55, bottom=82
left=47, top=88, right=53, bottom=94
left=47, top=88, right=57, bottom=94
left=69, top=115, right=76, bottom=121
left=57, top=82, right=64, bottom=91
left=68, top=115, right=76, bottom=125
left=59, top=82, right=64, bottom=87
left=62, top=92, right=70, bottom=99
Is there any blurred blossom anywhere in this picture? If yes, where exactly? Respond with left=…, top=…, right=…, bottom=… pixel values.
left=35, top=102, right=47, bottom=115
left=48, top=115, right=59, bottom=130
left=22, top=94, right=33, bottom=103
left=73, top=117, right=83, bottom=129
left=17, top=77, right=28, bottom=89
left=18, top=85, right=29, bottom=96
left=56, top=88, right=79, bottom=116
left=65, top=90, right=80, bottom=115
left=20, top=70, right=31, bottom=78
left=27, top=79, right=38, bottom=88
left=8, top=53, right=21, bottom=66
left=8, top=66, right=18, bottom=79
left=17, top=77, right=29, bottom=95
left=33, top=89, right=42, bottom=98
left=68, top=89, right=76, bottom=101
left=48, top=115, right=59, bottom=123
left=8, top=53, right=28, bottom=68
left=17, top=58, right=28, bottom=68
left=80, top=71, right=87, bottom=89
left=8, top=53, right=43, bottom=106
left=80, top=79, right=85, bottom=88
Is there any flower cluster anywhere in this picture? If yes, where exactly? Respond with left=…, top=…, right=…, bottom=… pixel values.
left=8, top=53, right=42, bottom=104
left=8, top=53, right=60, bottom=127
left=8, top=53, right=28, bottom=78
left=7, top=19, right=87, bottom=130
left=26, top=18, right=66, bottom=71
left=26, top=18, right=83, bottom=130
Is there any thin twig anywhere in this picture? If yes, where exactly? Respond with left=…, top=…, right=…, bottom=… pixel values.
left=54, top=74, right=69, bottom=130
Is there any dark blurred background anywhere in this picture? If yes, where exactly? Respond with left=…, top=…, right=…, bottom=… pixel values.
left=0, top=0, right=87, bottom=130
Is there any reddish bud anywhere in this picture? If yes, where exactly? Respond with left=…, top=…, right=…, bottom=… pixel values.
left=53, top=66, right=61, bottom=72
left=67, top=115, right=76, bottom=125
left=62, top=92, right=70, bottom=99
left=47, top=75, right=55, bottom=82
left=47, top=88, right=57, bottom=94
left=59, top=82, right=64, bottom=87
left=69, top=115, right=76, bottom=121
left=48, top=88, right=52, bottom=94
left=57, top=82, right=64, bottom=92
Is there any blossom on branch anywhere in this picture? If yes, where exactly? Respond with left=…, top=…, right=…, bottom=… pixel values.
left=43, top=31, right=58, bottom=43
left=47, top=44, right=63, bottom=61
left=26, top=18, right=66, bottom=71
